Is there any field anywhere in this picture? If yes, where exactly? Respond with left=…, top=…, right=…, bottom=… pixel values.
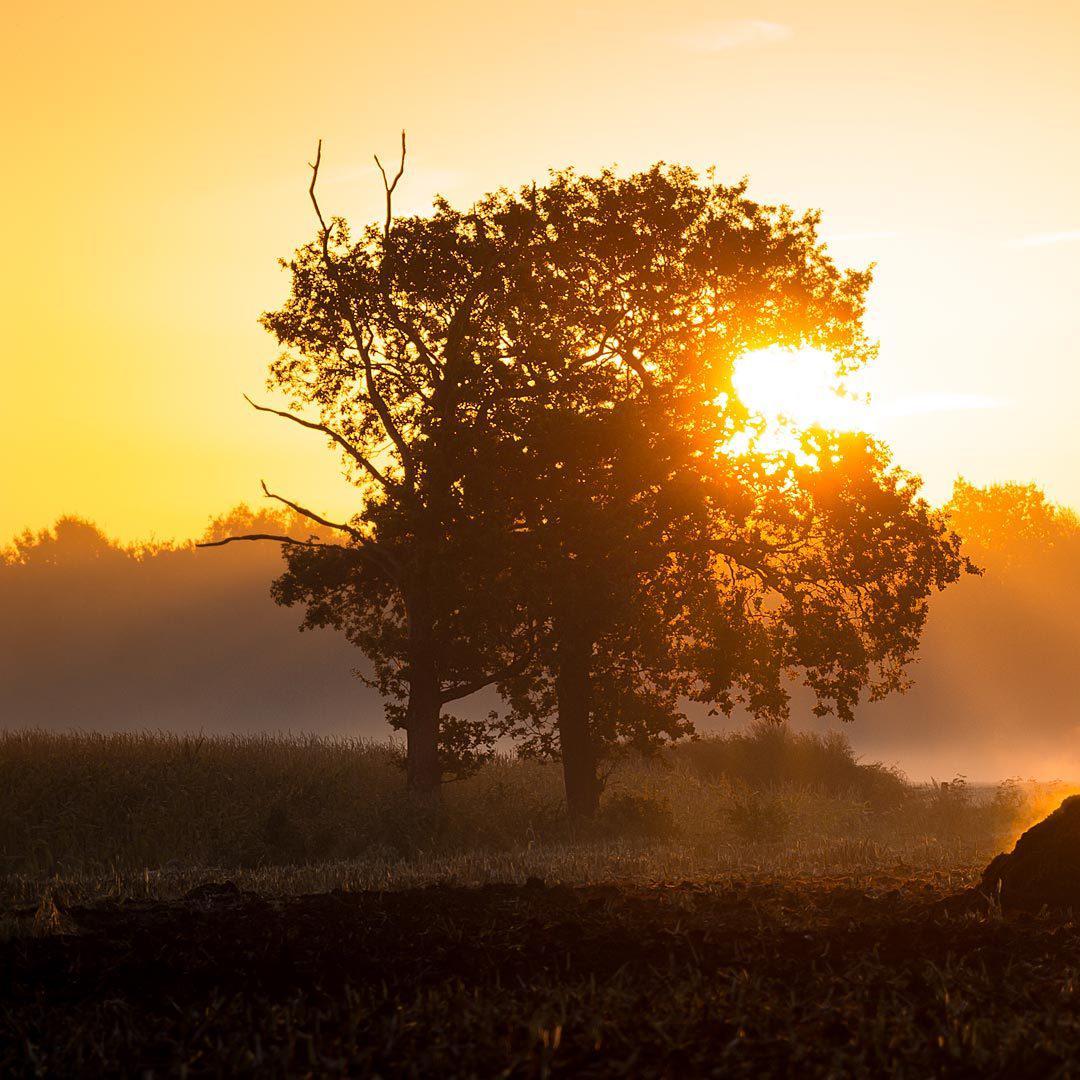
left=3, top=729, right=1076, bottom=1076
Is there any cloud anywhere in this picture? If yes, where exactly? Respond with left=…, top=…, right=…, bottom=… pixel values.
left=828, top=229, right=900, bottom=244
left=1015, top=229, right=1080, bottom=248
left=674, top=19, right=793, bottom=53
left=879, top=393, right=1005, bottom=418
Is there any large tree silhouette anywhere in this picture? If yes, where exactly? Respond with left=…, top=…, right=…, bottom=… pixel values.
left=207, top=140, right=967, bottom=812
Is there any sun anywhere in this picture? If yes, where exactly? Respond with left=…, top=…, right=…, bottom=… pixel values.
left=732, top=345, right=865, bottom=430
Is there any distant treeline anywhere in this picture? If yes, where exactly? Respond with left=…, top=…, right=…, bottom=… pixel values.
left=0, top=507, right=375, bottom=734
left=2, top=480, right=1079, bottom=780
left=856, top=480, right=1080, bottom=779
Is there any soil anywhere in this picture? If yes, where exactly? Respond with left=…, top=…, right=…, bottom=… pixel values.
left=5, top=875, right=1080, bottom=1076
left=981, top=795, right=1080, bottom=910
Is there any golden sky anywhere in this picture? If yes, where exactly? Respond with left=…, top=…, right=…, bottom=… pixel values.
left=3, top=0, right=1079, bottom=543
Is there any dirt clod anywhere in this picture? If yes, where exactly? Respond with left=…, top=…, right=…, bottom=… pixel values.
left=981, top=794, right=1080, bottom=910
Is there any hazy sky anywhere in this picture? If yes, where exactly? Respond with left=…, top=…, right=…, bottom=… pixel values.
left=3, top=0, right=1079, bottom=543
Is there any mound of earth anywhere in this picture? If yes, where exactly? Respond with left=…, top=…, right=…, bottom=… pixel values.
left=982, top=794, right=1080, bottom=910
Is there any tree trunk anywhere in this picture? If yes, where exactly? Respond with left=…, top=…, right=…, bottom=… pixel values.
left=404, top=594, right=442, bottom=805
left=404, top=665, right=442, bottom=803
left=555, top=618, right=600, bottom=822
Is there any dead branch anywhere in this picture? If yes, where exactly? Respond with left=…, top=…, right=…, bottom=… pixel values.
left=258, top=481, right=403, bottom=582
left=195, top=534, right=349, bottom=550
left=307, top=140, right=418, bottom=480
left=258, top=480, right=361, bottom=539
left=243, top=395, right=399, bottom=498
left=374, top=130, right=406, bottom=239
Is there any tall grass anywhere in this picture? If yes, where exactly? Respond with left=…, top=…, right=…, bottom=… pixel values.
left=0, top=726, right=1060, bottom=899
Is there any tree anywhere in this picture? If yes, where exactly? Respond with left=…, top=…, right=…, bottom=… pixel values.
left=436, top=169, right=969, bottom=819
left=2, top=517, right=137, bottom=567
left=207, top=141, right=967, bottom=814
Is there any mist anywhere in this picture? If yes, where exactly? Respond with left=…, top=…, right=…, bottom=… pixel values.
left=0, top=512, right=382, bottom=737
left=3, top=483, right=1078, bottom=782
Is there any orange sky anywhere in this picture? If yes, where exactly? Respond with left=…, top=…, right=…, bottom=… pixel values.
left=3, top=0, right=1079, bottom=543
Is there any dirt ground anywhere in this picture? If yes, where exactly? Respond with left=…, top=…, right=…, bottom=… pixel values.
left=5, top=874, right=1080, bottom=1077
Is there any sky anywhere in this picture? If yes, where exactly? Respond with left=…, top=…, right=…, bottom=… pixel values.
left=3, top=0, right=1079, bottom=544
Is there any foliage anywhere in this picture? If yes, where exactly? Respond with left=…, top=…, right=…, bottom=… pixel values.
left=725, top=791, right=796, bottom=843
left=0, top=516, right=137, bottom=566
left=592, top=792, right=676, bottom=840
left=947, top=478, right=1079, bottom=560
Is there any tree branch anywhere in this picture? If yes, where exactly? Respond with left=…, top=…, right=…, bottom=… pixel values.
left=195, top=530, right=397, bottom=582
left=196, top=534, right=350, bottom=550
left=371, top=131, right=442, bottom=382
left=244, top=395, right=399, bottom=498
left=257, top=481, right=403, bottom=582
left=258, top=480, right=361, bottom=540
left=308, top=139, right=417, bottom=482
left=374, top=129, right=406, bottom=240
left=440, top=638, right=538, bottom=704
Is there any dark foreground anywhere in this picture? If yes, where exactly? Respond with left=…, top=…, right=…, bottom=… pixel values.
left=5, top=874, right=1080, bottom=1077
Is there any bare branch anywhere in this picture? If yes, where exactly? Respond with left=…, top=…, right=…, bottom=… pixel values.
left=307, top=139, right=417, bottom=482
left=374, top=129, right=406, bottom=239
left=308, top=139, right=331, bottom=238
left=259, top=480, right=361, bottom=539
left=196, top=534, right=349, bottom=550
left=258, top=481, right=403, bottom=582
left=196, top=529, right=398, bottom=584
left=369, top=132, right=442, bottom=382
left=243, top=395, right=399, bottom=497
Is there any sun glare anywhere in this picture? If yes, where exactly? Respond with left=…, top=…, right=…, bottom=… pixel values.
left=733, top=345, right=866, bottom=431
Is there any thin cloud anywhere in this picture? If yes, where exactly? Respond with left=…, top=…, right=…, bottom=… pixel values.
left=674, top=19, right=793, bottom=53
left=879, top=393, right=1005, bottom=418
left=1015, top=229, right=1080, bottom=248
left=829, top=229, right=900, bottom=243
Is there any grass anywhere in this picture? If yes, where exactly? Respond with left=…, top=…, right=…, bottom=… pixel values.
left=0, top=725, right=1053, bottom=890
left=2, top=726, right=1075, bottom=1076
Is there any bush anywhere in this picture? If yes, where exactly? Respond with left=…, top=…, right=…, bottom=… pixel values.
left=673, top=722, right=908, bottom=809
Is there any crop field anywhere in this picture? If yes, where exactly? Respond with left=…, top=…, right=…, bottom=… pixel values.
left=2, top=729, right=1075, bottom=1077
left=9, top=869, right=1080, bottom=1076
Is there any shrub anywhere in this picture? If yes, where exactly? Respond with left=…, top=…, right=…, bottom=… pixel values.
left=674, top=722, right=908, bottom=809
